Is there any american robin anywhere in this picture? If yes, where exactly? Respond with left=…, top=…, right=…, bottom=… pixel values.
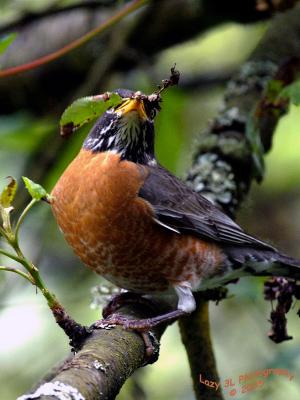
left=51, top=88, right=300, bottom=330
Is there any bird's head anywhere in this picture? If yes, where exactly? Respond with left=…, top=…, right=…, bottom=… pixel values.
left=83, top=89, right=161, bottom=165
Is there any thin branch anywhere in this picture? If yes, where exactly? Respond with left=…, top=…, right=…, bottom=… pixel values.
left=14, top=199, right=37, bottom=240
left=0, top=0, right=148, bottom=78
left=0, top=225, right=9, bottom=240
left=0, top=248, right=26, bottom=265
left=0, top=265, right=34, bottom=283
left=179, top=299, right=223, bottom=400
left=0, top=245, right=86, bottom=342
left=0, top=200, right=64, bottom=309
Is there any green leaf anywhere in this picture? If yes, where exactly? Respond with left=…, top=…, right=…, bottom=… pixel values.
left=0, top=177, right=17, bottom=207
left=0, top=32, right=17, bottom=56
left=280, top=80, right=300, bottom=106
left=22, top=177, right=49, bottom=201
left=60, top=92, right=123, bottom=136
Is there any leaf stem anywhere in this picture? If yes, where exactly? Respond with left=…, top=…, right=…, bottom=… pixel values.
left=0, top=0, right=148, bottom=78
left=11, top=240, right=59, bottom=307
left=14, top=199, right=37, bottom=240
left=1, top=180, right=66, bottom=312
left=0, top=265, right=34, bottom=283
left=0, top=248, right=27, bottom=265
left=11, top=243, right=58, bottom=307
left=0, top=225, right=8, bottom=239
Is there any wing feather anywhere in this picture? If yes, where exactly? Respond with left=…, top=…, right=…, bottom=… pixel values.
left=139, top=164, right=275, bottom=251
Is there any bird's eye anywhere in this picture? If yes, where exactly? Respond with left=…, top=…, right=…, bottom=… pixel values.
left=149, top=109, right=156, bottom=120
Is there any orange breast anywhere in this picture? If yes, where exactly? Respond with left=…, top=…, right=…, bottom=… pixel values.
left=51, top=150, right=224, bottom=293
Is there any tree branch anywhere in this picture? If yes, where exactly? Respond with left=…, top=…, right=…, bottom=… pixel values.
left=18, top=300, right=169, bottom=400
left=179, top=298, right=223, bottom=400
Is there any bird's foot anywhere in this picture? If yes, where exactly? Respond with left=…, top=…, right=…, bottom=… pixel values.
left=102, top=309, right=187, bottom=330
left=95, top=292, right=187, bottom=364
left=101, top=291, right=187, bottom=331
left=93, top=308, right=187, bottom=364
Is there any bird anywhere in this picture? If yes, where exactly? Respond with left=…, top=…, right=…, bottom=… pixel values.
left=51, top=87, right=300, bottom=331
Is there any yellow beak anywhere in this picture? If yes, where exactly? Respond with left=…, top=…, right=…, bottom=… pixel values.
left=117, top=98, right=147, bottom=120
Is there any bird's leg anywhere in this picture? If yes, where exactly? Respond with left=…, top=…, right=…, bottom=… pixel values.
left=105, top=309, right=188, bottom=330
left=96, top=282, right=196, bottom=332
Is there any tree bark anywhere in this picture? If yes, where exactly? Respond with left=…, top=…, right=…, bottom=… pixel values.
left=18, top=301, right=168, bottom=400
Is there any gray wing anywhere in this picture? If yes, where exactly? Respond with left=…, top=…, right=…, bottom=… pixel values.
left=139, top=164, right=275, bottom=251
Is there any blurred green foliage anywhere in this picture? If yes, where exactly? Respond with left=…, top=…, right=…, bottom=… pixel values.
left=0, top=114, right=54, bottom=153
left=0, top=4, right=300, bottom=400
left=0, top=32, right=16, bottom=56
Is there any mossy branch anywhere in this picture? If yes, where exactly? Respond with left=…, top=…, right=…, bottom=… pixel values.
left=179, top=5, right=300, bottom=399
left=18, top=302, right=169, bottom=400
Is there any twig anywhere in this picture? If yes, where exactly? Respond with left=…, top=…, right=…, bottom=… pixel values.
left=0, top=0, right=148, bottom=78
left=0, top=248, right=28, bottom=265
left=14, top=199, right=37, bottom=239
left=0, top=266, right=34, bottom=283
left=155, top=64, right=180, bottom=95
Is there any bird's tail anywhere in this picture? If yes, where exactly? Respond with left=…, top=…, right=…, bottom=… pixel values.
left=224, top=246, right=300, bottom=280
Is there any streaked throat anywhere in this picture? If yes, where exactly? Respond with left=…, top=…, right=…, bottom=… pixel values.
left=83, top=110, right=156, bottom=165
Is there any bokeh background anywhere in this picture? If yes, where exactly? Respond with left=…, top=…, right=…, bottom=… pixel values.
left=0, top=1, right=300, bottom=399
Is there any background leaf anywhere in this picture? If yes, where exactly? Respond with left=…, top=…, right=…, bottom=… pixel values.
left=0, top=33, right=17, bottom=56
left=0, top=177, right=17, bottom=207
left=280, top=79, right=300, bottom=105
